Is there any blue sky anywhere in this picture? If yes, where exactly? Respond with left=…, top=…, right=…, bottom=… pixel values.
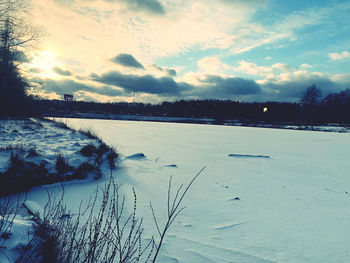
left=25, top=0, right=350, bottom=103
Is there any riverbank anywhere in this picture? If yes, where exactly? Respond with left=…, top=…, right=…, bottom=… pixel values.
left=46, top=112, right=350, bottom=133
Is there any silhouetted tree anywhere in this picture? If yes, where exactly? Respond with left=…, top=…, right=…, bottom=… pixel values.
left=301, top=85, right=322, bottom=129
left=321, top=89, right=350, bottom=124
left=0, top=0, right=41, bottom=116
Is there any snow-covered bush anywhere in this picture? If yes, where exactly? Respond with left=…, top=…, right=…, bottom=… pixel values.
left=80, top=144, right=97, bottom=157
left=55, top=154, right=74, bottom=175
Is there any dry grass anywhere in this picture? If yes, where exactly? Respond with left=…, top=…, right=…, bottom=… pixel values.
left=16, top=167, right=205, bottom=263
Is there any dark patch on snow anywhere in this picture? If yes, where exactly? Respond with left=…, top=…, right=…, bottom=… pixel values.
left=1, top=232, right=12, bottom=240
left=165, top=164, right=178, bottom=168
left=228, top=154, right=270, bottom=159
left=229, top=197, right=240, bottom=201
left=215, top=221, right=247, bottom=230
left=126, top=153, right=146, bottom=159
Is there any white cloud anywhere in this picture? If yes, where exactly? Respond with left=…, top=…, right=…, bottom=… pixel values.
left=197, top=57, right=230, bottom=73
left=300, top=63, right=312, bottom=69
left=329, top=51, right=350, bottom=61
left=235, top=60, right=273, bottom=77
left=272, top=63, right=293, bottom=72
left=331, top=73, right=350, bottom=84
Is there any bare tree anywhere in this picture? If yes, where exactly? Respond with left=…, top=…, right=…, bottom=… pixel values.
left=0, top=0, right=42, bottom=116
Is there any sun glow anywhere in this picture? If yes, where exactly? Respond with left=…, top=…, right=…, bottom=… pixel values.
left=29, top=50, right=61, bottom=78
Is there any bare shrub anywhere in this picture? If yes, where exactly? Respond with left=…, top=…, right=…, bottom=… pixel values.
left=16, top=167, right=205, bottom=263
left=80, top=144, right=97, bottom=157
left=17, top=176, right=155, bottom=263
left=55, top=154, right=74, bottom=175
left=150, top=166, right=205, bottom=262
left=27, top=146, right=41, bottom=157
left=107, top=147, right=119, bottom=170
left=73, top=162, right=101, bottom=180
left=0, top=193, right=26, bottom=248
left=96, top=143, right=109, bottom=157
left=79, top=128, right=102, bottom=142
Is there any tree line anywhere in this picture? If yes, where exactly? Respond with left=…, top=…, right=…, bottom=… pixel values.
left=33, top=86, right=350, bottom=126
left=0, top=1, right=349, bottom=126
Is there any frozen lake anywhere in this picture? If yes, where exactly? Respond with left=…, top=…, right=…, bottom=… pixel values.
left=49, top=119, right=350, bottom=262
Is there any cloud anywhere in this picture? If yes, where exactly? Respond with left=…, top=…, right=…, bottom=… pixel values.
left=152, top=65, right=177, bottom=76
left=108, top=0, right=165, bottom=15
left=166, top=69, right=177, bottom=77
left=181, top=73, right=262, bottom=100
left=235, top=60, right=274, bottom=77
left=91, top=71, right=187, bottom=95
left=300, top=63, right=312, bottom=69
left=91, top=70, right=261, bottom=100
left=197, top=57, right=230, bottom=73
left=53, top=66, right=73, bottom=76
left=258, top=71, right=346, bottom=101
left=329, top=51, right=350, bottom=61
left=43, top=79, right=124, bottom=97
left=29, top=68, right=43, bottom=73
left=197, top=75, right=262, bottom=96
left=110, top=54, right=145, bottom=69
left=272, top=63, right=293, bottom=72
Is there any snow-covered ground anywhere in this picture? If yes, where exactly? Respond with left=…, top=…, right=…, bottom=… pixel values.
left=2, top=118, right=350, bottom=262
left=0, top=118, right=104, bottom=175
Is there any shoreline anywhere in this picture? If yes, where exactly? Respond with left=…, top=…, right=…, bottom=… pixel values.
left=46, top=112, right=350, bottom=133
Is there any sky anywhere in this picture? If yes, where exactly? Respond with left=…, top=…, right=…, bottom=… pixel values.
left=23, top=0, right=350, bottom=103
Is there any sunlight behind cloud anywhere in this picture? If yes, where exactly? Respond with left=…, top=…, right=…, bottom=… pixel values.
left=25, top=0, right=350, bottom=102
left=30, top=50, right=61, bottom=79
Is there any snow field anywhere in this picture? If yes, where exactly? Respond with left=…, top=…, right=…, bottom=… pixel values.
left=61, top=119, right=350, bottom=263
left=2, top=118, right=350, bottom=262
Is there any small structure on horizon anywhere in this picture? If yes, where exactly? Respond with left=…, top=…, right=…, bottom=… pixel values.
left=263, top=107, right=268, bottom=113
left=64, top=94, right=74, bottom=101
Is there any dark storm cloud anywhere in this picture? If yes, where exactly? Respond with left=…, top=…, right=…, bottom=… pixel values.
left=91, top=71, right=187, bottom=95
left=30, top=68, right=42, bottom=73
left=43, top=79, right=123, bottom=97
left=166, top=69, right=177, bottom=77
left=195, top=75, right=262, bottom=98
left=111, top=54, right=145, bottom=69
left=53, top=67, right=73, bottom=76
left=153, top=64, right=177, bottom=76
left=260, top=74, right=348, bottom=102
